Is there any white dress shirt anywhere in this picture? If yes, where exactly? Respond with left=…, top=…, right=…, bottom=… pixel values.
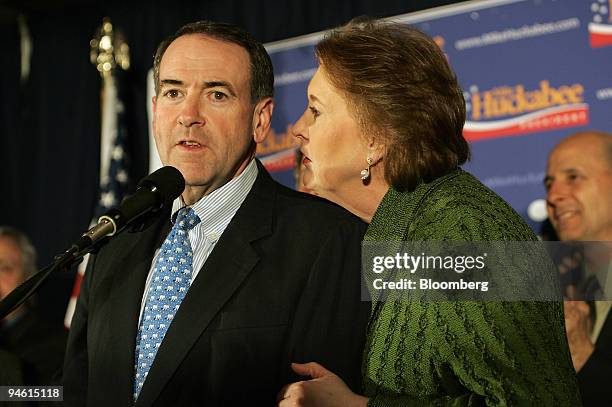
left=138, top=159, right=258, bottom=322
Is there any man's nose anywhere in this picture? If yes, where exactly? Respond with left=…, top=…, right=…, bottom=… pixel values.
left=177, top=95, right=204, bottom=127
left=546, top=180, right=568, bottom=206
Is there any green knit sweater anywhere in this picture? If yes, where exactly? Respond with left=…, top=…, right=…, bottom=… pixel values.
left=362, top=169, right=581, bottom=406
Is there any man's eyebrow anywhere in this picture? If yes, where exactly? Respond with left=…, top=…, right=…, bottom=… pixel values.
left=204, top=81, right=236, bottom=97
left=543, top=168, right=581, bottom=185
left=159, top=79, right=237, bottom=97
left=160, top=79, right=184, bottom=87
left=560, top=167, right=579, bottom=174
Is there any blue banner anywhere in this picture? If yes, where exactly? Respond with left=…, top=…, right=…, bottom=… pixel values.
left=261, top=0, right=612, bottom=232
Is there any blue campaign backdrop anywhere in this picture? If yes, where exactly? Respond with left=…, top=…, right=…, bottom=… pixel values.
left=258, top=0, right=612, bottom=233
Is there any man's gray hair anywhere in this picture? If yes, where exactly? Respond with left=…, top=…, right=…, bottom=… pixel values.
left=0, top=226, right=37, bottom=279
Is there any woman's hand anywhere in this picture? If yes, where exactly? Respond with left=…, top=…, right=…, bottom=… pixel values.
left=277, top=362, right=369, bottom=407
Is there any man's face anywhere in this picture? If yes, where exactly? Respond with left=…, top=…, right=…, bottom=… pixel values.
left=545, top=135, right=612, bottom=241
left=0, top=237, right=24, bottom=300
left=153, top=34, right=272, bottom=202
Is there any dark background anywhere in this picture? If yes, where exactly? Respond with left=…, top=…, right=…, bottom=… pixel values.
left=0, top=0, right=458, bottom=326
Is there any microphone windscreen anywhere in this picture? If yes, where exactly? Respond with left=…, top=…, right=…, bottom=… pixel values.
left=138, top=166, right=185, bottom=205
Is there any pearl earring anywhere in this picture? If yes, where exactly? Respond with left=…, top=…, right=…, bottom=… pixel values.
left=360, top=157, right=373, bottom=181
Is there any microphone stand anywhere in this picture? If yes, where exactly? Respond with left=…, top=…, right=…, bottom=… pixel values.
left=0, top=165, right=184, bottom=320
left=0, top=219, right=114, bottom=320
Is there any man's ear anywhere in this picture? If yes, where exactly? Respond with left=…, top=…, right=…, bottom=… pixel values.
left=252, top=97, right=274, bottom=144
left=152, top=96, right=158, bottom=133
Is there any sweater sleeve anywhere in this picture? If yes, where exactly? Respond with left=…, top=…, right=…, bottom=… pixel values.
left=366, top=301, right=580, bottom=406
left=363, top=202, right=581, bottom=406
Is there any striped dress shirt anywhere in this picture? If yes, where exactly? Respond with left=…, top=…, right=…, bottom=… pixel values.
left=138, top=159, right=258, bottom=322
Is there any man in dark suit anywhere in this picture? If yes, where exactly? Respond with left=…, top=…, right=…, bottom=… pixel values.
left=545, top=130, right=612, bottom=406
left=63, top=21, right=369, bottom=406
left=0, top=226, right=67, bottom=387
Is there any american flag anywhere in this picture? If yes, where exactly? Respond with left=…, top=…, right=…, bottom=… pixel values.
left=64, top=71, right=130, bottom=327
left=588, top=0, right=612, bottom=47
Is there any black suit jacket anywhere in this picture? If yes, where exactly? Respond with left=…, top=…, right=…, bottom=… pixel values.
left=578, top=310, right=612, bottom=406
left=0, top=306, right=67, bottom=386
left=63, top=164, right=370, bottom=406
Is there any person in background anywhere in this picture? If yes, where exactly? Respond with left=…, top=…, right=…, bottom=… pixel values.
left=280, top=17, right=581, bottom=406
left=0, top=226, right=67, bottom=385
left=545, top=130, right=612, bottom=406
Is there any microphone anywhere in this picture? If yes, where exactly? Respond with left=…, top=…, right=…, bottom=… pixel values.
left=0, top=166, right=184, bottom=319
left=73, top=166, right=185, bottom=254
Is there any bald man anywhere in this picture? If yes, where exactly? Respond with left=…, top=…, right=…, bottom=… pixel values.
left=545, top=130, right=612, bottom=406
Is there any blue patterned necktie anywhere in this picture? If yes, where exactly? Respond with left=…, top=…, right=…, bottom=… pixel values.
left=133, top=207, right=201, bottom=400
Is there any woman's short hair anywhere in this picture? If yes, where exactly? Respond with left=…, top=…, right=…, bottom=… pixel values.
left=316, top=17, right=470, bottom=191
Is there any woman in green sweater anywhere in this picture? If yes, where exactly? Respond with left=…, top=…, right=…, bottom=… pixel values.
left=278, top=18, right=581, bottom=406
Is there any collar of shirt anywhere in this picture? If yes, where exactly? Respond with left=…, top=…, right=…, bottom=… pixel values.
left=138, top=160, right=259, bottom=324
left=170, top=159, right=259, bottom=238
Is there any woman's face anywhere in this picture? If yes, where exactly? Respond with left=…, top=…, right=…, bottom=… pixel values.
left=291, top=66, right=370, bottom=198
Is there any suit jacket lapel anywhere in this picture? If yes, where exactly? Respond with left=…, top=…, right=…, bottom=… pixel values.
left=105, top=213, right=170, bottom=405
left=136, top=163, right=276, bottom=406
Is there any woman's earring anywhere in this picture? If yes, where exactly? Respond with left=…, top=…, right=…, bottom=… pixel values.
left=360, top=157, right=373, bottom=181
